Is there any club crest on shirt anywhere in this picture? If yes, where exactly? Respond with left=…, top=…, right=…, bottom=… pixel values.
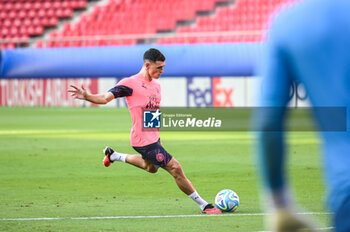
left=156, top=153, right=164, bottom=162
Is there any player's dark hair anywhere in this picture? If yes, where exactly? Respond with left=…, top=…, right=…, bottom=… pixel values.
left=143, top=48, right=165, bottom=63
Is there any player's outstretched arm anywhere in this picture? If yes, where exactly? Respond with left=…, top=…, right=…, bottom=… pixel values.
left=68, top=84, right=114, bottom=104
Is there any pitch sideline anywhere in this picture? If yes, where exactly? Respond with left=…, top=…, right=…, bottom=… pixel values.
left=0, top=212, right=332, bottom=221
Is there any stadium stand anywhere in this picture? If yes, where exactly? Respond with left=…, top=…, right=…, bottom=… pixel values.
left=0, top=0, right=296, bottom=49
left=38, top=0, right=224, bottom=47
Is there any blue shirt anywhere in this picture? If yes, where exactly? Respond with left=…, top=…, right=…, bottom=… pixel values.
left=256, top=0, right=350, bottom=212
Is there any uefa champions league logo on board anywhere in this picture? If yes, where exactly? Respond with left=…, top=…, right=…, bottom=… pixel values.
left=143, top=109, right=161, bottom=128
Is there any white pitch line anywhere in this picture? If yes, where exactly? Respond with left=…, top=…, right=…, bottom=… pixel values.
left=0, top=212, right=332, bottom=221
left=317, top=227, right=335, bottom=231
left=256, top=227, right=334, bottom=232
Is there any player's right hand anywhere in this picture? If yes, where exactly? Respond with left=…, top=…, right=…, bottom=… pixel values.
left=68, top=84, right=87, bottom=100
left=268, top=207, right=317, bottom=232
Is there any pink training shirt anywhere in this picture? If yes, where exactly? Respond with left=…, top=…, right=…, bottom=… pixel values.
left=109, top=74, right=161, bottom=147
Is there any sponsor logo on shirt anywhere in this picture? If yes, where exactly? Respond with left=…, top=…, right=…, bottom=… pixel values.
left=145, top=95, right=160, bottom=109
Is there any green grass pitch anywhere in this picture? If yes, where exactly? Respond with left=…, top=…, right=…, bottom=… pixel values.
left=0, top=107, right=331, bottom=231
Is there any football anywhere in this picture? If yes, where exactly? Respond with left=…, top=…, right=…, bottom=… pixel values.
left=214, top=189, right=239, bottom=212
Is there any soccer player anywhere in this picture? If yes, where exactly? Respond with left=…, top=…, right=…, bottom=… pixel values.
left=68, top=48, right=221, bottom=214
left=255, top=0, right=350, bottom=231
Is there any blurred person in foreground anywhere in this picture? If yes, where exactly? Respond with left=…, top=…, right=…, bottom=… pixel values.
left=255, top=0, right=350, bottom=231
left=68, top=48, right=221, bottom=214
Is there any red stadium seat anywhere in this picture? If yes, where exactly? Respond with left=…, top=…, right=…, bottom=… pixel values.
left=62, top=8, right=73, bottom=18
left=0, top=11, right=7, bottom=20
left=23, top=2, right=32, bottom=11
left=33, top=2, right=42, bottom=10
left=18, top=10, right=26, bottom=19
left=1, top=27, right=9, bottom=37
left=52, top=1, right=62, bottom=10
left=43, top=17, right=59, bottom=27
left=27, top=9, right=36, bottom=18
left=23, top=18, right=31, bottom=27
left=13, top=18, right=21, bottom=27
left=3, top=19, right=11, bottom=27
left=61, top=1, right=70, bottom=9
left=26, top=26, right=35, bottom=35
left=19, top=26, right=28, bottom=36
left=43, top=2, right=52, bottom=10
